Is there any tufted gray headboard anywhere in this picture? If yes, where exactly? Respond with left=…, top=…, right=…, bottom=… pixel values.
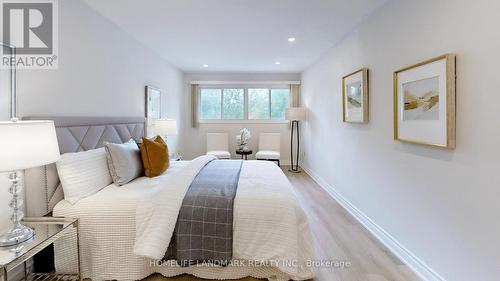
left=22, top=116, right=146, bottom=216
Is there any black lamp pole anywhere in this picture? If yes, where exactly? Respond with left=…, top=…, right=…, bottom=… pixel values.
left=289, top=120, right=301, bottom=173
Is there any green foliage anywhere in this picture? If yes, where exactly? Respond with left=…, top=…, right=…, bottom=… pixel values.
left=200, top=87, right=289, bottom=120
left=222, top=89, right=244, bottom=119
left=200, top=89, right=222, bottom=119
left=271, top=89, right=289, bottom=120
left=248, top=89, right=270, bottom=119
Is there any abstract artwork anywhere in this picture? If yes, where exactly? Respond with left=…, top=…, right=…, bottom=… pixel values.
left=342, top=68, right=369, bottom=123
left=403, top=76, right=439, bottom=120
left=0, top=43, right=15, bottom=120
left=393, top=54, right=456, bottom=148
left=146, top=85, right=161, bottom=127
left=347, top=82, right=362, bottom=111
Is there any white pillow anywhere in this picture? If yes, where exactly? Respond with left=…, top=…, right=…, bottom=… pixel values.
left=56, top=148, right=112, bottom=204
left=104, top=140, right=143, bottom=186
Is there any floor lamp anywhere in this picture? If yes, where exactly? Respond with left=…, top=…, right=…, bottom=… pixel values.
left=286, top=107, right=306, bottom=173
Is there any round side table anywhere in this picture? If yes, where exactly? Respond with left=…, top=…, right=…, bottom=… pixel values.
left=235, top=149, right=253, bottom=160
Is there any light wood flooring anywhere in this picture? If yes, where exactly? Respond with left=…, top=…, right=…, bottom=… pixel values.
left=145, top=166, right=422, bottom=281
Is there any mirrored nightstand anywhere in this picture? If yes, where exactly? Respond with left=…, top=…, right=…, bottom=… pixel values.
left=0, top=217, right=80, bottom=281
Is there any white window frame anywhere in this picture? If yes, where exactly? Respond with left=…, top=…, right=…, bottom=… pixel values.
left=198, top=84, right=290, bottom=124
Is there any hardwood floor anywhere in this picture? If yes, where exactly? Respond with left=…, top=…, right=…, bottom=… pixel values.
left=284, top=167, right=421, bottom=281
left=145, top=166, right=422, bottom=281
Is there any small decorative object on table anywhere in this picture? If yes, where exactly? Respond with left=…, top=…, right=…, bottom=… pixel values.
left=0, top=217, right=81, bottom=281
left=236, top=128, right=251, bottom=152
left=171, top=152, right=183, bottom=161
left=235, top=149, right=253, bottom=160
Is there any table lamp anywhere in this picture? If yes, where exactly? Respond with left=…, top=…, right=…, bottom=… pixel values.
left=153, top=119, right=177, bottom=140
left=285, top=107, right=306, bottom=173
left=0, top=119, right=60, bottom=247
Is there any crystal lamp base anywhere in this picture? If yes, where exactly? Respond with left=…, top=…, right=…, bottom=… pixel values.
left=0, top=223, right=35, bottom=247
left=0, top=171, right=35, bottom=247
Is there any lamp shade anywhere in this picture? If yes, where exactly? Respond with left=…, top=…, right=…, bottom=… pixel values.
left=0, top=120, right=60, bottom=172
left=153, top=119, right=177, bottom=136
left=285, top=107, right=306, bottom=121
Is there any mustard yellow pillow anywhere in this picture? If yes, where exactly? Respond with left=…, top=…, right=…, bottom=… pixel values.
left=140, top=136, right=170, bottom=177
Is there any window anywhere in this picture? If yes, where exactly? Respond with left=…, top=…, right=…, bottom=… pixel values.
left=270, top=89, right=290, bottom=120
left=248, top=89, right=270, bottom=120
left=200, top=89, right=222, bottom=119
left=222, top=89, right=244, bottom=119
left=200, top=88, right=245, bottom=120
left=200, top=86, right=290, bottom=121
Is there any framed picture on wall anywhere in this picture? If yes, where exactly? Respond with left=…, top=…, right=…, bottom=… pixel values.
left=393, top=54, right=456, bottom=148
left=145, top=85, right=161, bottom=126
left=342, top=68, right=369, bottom=123
left=0, top=43, right=16, bottom=120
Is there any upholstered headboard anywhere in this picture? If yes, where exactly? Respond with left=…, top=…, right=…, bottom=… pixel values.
left=22, top=117, right=146, bottom=216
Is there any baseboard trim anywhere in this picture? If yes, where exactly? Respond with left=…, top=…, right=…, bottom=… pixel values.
left=301, top=164, right=446, bottom=281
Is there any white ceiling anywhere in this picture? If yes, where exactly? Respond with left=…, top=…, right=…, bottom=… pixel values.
left=83, top=0, right=386, bottom=73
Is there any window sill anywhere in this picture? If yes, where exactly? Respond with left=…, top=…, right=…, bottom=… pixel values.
left=199, top=120, right=289, bottom=124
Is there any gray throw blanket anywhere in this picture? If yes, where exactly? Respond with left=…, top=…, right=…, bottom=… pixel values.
left=164, top=159, right=243, bottom=267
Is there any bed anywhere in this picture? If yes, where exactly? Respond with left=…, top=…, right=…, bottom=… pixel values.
left=23, top=117, right=315, bottom=281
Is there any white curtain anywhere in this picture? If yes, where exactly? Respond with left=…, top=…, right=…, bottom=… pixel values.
left=289, top=84, right=300, bottom=107
left=191, top=84, right=199, bottom=128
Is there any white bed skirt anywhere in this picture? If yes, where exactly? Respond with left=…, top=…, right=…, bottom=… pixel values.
left=53, top=215, right=292, bottom=281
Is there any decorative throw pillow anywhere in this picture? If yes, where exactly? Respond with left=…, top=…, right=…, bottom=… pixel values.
left=140, top=136, right=170, bottom=177
left=56, top=148, right=112, bottom=204
left=104, top=140, right=143, bottom=186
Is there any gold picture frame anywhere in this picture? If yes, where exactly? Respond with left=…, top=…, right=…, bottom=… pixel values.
left=393, top=54, right=456, bottom=148
left=342, top=68, right=369, bottom=123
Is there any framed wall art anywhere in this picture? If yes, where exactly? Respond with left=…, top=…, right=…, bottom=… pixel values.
left=393, top=54, right=456, bottom=148
left=0, top=42, right=16, bottom=120
left=342, top=68, right=369, bottom=123
left=145, top=85, right=161, bottom=126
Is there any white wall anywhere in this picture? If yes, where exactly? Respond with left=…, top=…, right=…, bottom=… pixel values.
left=179, top=73, right=300, bottom=161
left=0, top=0, right=184, bottom=231
left=0, top=54, right=12, bottom=232
left=300, top=0, right=500, bottom=280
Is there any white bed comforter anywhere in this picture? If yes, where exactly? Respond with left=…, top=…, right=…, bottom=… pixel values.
left=53, top=157, right=315, bottom=281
